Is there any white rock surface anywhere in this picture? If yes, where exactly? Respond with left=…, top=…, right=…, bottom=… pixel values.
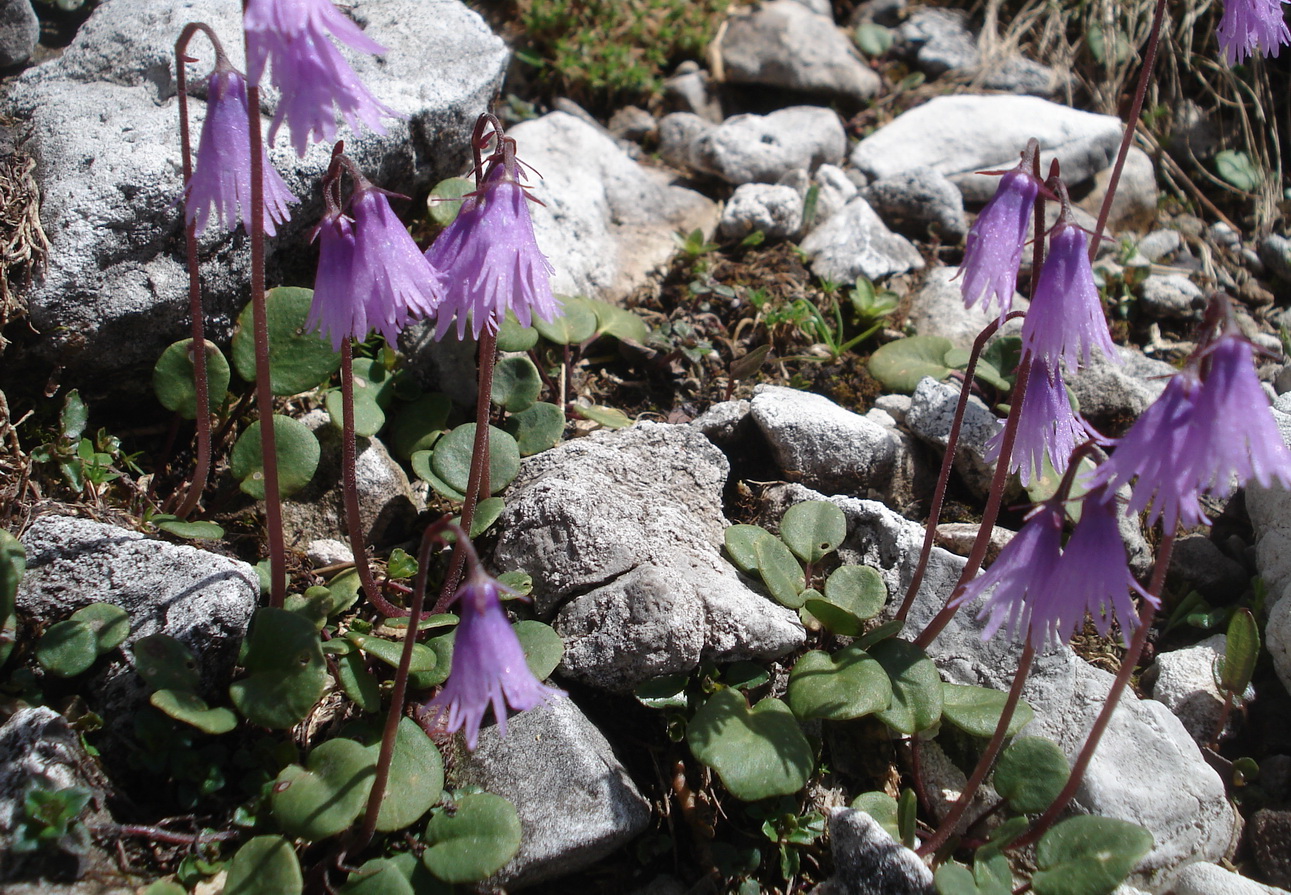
left=692, top=106, right=847, bottom=184
left=905, top=266, right=1025, bottom=349
left=1150, top=633, right=1239, bottom=744
left=0, top=0, right=37, bottom=67
left=511, top=112, right=718, bottom=302
left=850, top=95, right=1122, bottom=203
left=719, top=0, right=882, bottom=103
left=799, top=196, right=925, bottom=283
left=862, top=166, right=967, bottom=240
left=1139, top=274, right=1205, bottom=320
left=492, top=423, right=804, bottom=692
left=1168, top=862, right=1289, bottom=895
left=718, top=183, right=804, bottom=240
left=1078, top=147, right=1159, bottom=233
left=1067, top=346, right=1176, bottom=426
left=905, top=377, right=1002, bottom=497
left=815, top=808, right=934, bottom=895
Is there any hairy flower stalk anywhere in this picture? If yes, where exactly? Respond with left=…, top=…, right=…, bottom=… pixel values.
left=243, top=0, right=400, bottom=156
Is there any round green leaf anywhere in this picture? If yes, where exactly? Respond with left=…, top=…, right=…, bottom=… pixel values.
left=351, top=358, right=398, bottom=408
left=231, top=286, right=341, bottom=395
left=868, top=335, right=953, bottom=394
left=850, top=791, right=899, bottom=840
left=687, top=689, right=813, bottom=801
left=133, top=633, right=200, bottom=692
left=532, top=297, right=597, bottom=345
left=754, top=535, right=806, bottom=608
left=325, top=386, right=386, bottom=439
left=150, top=689, right=238, bottom=735
left=573, top=404, right=631, bottom=429
left=271, top=738, right=375, bottom=841
left=587, top=298, right=650, bottom=342
left=327, top=569, right=363, bottom=616
left=70, top=602, right=130, bottom=653
left=411, top=450, right=466, bottom=501
left=491, top=356, right=543, bottom=413
left=153, top=339, right=231, bottom=419
left=496, top=312, right=540, bottom=352
left=805, top=565, right=887, bottom=635
left=224, top=836, right=302, bottom=895
left=422, top=792, right=522, bottom=883
left=431, top=424, right=521, bottom=496
left=408, top=631, right=455, bottom=689
left=229, top=414, right=321, bottom=500
left=35, top=619, right=98, bottom=677
left=855, top=21, right=894, bottom=56
left=371, top=718, right=444, bottom=832
left=934, top=862, right=978, bottom=895
left=786, top=646, right=892, bottom=721
left=426, top=176, right=476, bottom=227
left=869, top=639, right=943, bottom=734
left=336, top=650, right=381, bottom=713
left=514, top=619, right=564, bottom=680
left=780, top=500, right=846, bottom=564
left=342, top=858, right=415, bottom=895
left=466, top=497, right=504, bottom=539
left=941, top=683, right=1034, bottom=738
left=229, top=608, right=327, bottom=730
left=724, top=524, right=776, bottom=575
left=155, top=519, right=226, bottom=540
left=1214, top=150, right=1262, bottom=193
left=388, top=392, right=451, bottom=459
left=1032, top=816, right=1153, bottom=895
left=723, top=661, right=770, bottom=690
left=345, top=632, right=437, bottom=674
left=994, top=736, right=1069, bottom=815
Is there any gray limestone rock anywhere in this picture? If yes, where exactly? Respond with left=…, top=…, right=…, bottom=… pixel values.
left=663, top=62, right=723, bottom=122
left=719, top=183, right=805, bottom=241
left=814, top=808, right=933, bottom=895
left=1149, top=633, right=1242, bottom=744
left=1137, top=229, right=1182, bottom=263
left=1077, top=147, right=1159, bottom=233
left=1066, top=346, right=1175, bottom=428
left=692, top=106, right=847, bottom=185
left=1260, top=234, right=1291, bottom=282
left=1139, top=274, right=1206, bottom=320
left=657, top=111, right=714, bottom=171
left=850, top=95, right=1122, bottom=203
left=897, top=7, right=1058, bottom=95
left=1168, top=862, right=1289, bottom=895
left=690, top=399, right=754, bottom=448
left=809, top=163, right=860, bottom=229
left=491, top=422, right=804, bottom=692
left=452, top=698, right=650, bottom=890
left=719, top=0, right=881, bottom=104
left=905, top=376, right=1001, bottom=498
left=862, top=166, right=967, bottom=241
left=6, top=0, right=508, bottom=388
left=509, top=112, right=718, bottom=302
left=749, top=384, right=911, bottom=500
left=0, top=0, right=37, bottom=68
left=1267, top=575, right=1291, bottom=695
left=1250, top=810, right=1291, bottom=888
left=1165, top=533, right=1249, bottom=602
left=799, top=196, right=924, bottom=283
left=905, top=266, right=1025, bottom=350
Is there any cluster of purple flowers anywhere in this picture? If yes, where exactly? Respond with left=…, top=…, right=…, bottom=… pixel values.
left=1217, top=0, right=1291, bottom=64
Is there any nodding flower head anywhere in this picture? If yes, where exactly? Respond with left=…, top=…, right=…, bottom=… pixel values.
left=425, top=141, right=560, bottom=342
left=243, top=0, right=401, bottom=156
left=987, top=357, right=1088, bottom=487
left=423, top=564, right=563, bottom=749
left=308, top=160, right=442, bottom=349
left=1217, top=0, right=1291, bottom=65
left=185, top=65, right=296, bottom=237
left=959, top=150, right=1043, bottom=319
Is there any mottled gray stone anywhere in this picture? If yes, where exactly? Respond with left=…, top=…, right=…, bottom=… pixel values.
left=1168, top=862, right=1289, bottom=895
left=7, top=0, right=507, bottom=387
left=809, top=163, right=860, bottom=229
left=1150, top=633, right=1242, bottom=744
left=663, top=62, right=723, bottom=122
left=1137, top=229, right=1182, bottom=263
left=1165, top=533, right=1249, bottom=602
left=1260, top=234, right=1291, bottom=282
left=1250, top=810, right=1291, bottom=888
left=1077, top=147, right=1158, bottom=233
left=0, top=0, right=38, bottom=67
left=718, top=183, right=804, bottom=241
left=492, top=423, right=804, bottom=692
left=906, top=266, right=1025, bottom=350
left=657, top=111, right=713, bottom=171
left=1139, top=274, right=1206, bottom=320
left=897, top=7, right=1058, bottom=95
left=799, top=196, right=924, bottom=283
left=1066, top=346, right=1175, bottom=427
left=692, top=106, right=847, bottom=185
left=851, top=95, right=1122, bottom=203
left=720, top=0, right=881, bottom=103
left=690, top=399, right=753, bottom=448
left=453, top=698, right=650, bottom=889
left=862, top=166, right=966, bottom=240
left=905, top=376, right=1001, bottom=497
left=814, top=809, right=933, bottom=895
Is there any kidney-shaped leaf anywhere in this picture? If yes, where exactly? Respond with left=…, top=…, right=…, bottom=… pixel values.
left=1032, top=816, right=1153, bottom=895
left=687, top=689, right=812, bottom=801
left=422, top=792, right=522, bottom=883
left=870, top=639, right=943, bottom=734
left=787, top=646, right=892, bottom=721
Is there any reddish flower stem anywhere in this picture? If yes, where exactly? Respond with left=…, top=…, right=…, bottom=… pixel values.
left=1011, top=533, right=1175, bottom=851
left=918, top=641, right=1036, bottom=857
left=895, top=312, right=1024, bottom=624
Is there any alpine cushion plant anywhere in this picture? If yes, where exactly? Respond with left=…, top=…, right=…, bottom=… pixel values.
left=959, top=142, right=1043, bottom=320
left=1217, top=0, right=1291, bottom=64
left=243, top=0, right=401, bottom=156
left=425, top=560, right=564, bottom=749
left=186, top=64, right=296, bottom=237
left=425, top=140, right=561, bottom=341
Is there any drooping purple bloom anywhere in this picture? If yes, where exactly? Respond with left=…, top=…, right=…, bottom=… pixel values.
left=1092, top=367, right=1207, bottom=531
left=185, top=67, right=296, bottom=237
left=1189, top=334, right=1291, bottom=493
left=243, top=0, right=401, bottom=157
left=1217, top=0, right=1291, bottom=64
left=1021, top=220, right=1117, bottom=373
left=424, top=567, right=563, bottom=749
left=950, top=501, right=1065, bottom=650
left=308, top=184, right=442, bottom=349
left=1044, top=487, right=1156, bottom=647
left=987, top=358, right=1086, bottom=486
left=425, top=162, right=560, bottom=341
left=960, top=166, right=1042, bottom=319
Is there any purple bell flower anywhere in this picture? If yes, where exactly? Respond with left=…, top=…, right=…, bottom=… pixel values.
left=308, top=182, right=442, bottom=350
left=425, top=160, right=560, bottom=341
left=987, top=357, right=1087, bottom=486
left=185, top=67, right=296, bottom=237
left=1044, top=487, right=1156, bottom=647
left=243, top=0, right=400, bottom=157
left=1217, top=0, right=1291, bottom=64
left=424, top=566, right=563, bottom=749
left=1021, top=219, right=1117, bottom=373
left=960, top=165, right=1042, bottom=319
left=950, top=501, right=1065, bottom=650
